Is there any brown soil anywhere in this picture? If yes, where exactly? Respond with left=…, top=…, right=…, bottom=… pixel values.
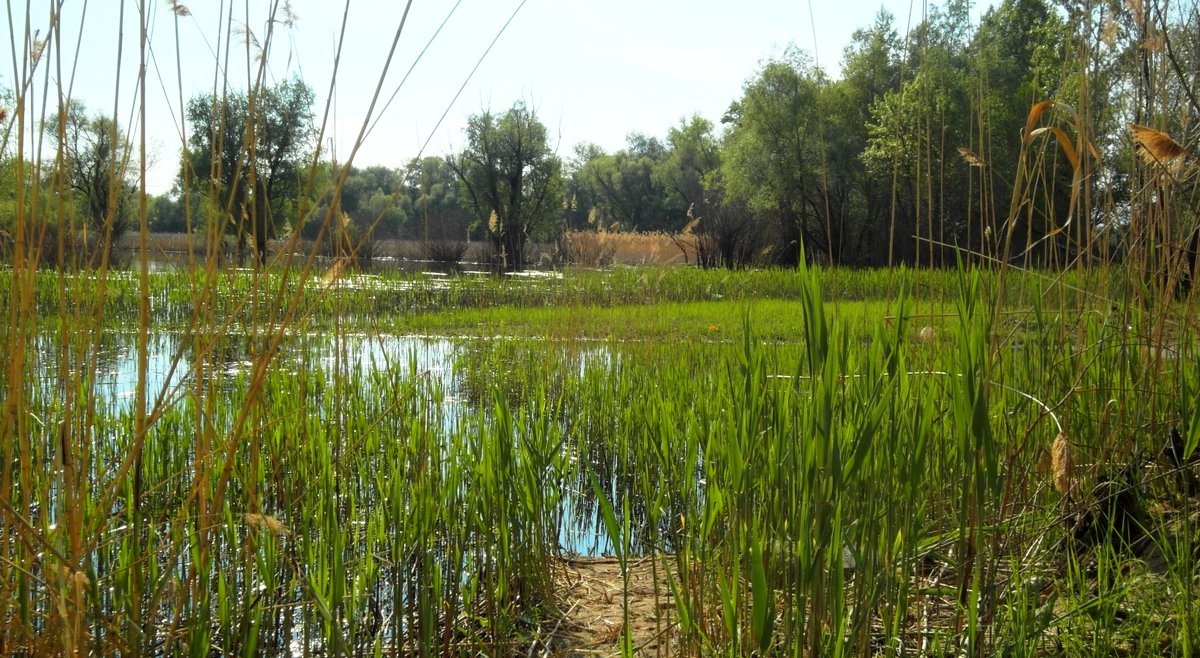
left=541, top=555, right=680, bottom=657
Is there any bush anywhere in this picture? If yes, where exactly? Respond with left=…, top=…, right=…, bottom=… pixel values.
left=422, top=239, right=469, bottom=263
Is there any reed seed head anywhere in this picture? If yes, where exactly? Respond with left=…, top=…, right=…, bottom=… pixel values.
left=957, top=147, right=987, bottom=168
left=244, top=513, right=289, bottom=536
left=1130, top=123, right=1190, bottom=174
left=30, top=39, right=46, bottom=67
left=165, top=0, right=190, bottom=17
left=1051, top=432, right=1073, bottom=497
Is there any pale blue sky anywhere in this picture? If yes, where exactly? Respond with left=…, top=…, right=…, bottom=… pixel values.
left=6, top=1, right=986, bottom=194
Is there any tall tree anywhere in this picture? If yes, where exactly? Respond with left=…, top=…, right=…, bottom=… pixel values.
left=447, top=102, right=564, bottom=269
left=335, top=164, right=408, bottom=239
left=656, top=116, right=765, bottom=268
left=657, top=115, right=721, bottom=225
left=563, top=143, right=608, bottom=231
left=864, top=0, right=975, bottom=266
left=834, top=11, right=904, bottom=264
left=721, top=47, right=836, bottom=264
left=51, top=102, right=136, bottom=258
left=183, top=77, right=315, bottom=265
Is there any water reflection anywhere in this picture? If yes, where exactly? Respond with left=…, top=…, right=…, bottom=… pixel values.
left=114, top=248, right=474, bottom=275
left=79, top=332, right=460, bottom=413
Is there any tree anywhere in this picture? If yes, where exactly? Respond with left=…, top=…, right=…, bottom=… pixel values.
left=403, top=156, right=475, bottom=243
left=183, top=77, right=315, bottom=265
left=148, top=191, right=200, bottom=234
left=653, top=116, right=768, bottom=268
left=562, top=143, right=607, bottom=231
left=863, top=0, right=977, bottom=266
left=721, top=48, right=835, bottom=265
left=657, top=116, right=721, bottom=221
left=578, top=134, right=677, bottom=232
left=51, top=103, right=136, bottom=259
left=336, top=164, right=408, bottom=239
left=832, top=11, right=904, bottom=264
left=447, top=102, right=564, bottom=269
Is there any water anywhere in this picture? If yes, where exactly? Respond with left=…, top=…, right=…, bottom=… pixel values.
left=29, top=327, right=611, bottom=555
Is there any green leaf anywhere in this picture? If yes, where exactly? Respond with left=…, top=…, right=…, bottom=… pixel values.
left=750, top=537, right=775, bottom=652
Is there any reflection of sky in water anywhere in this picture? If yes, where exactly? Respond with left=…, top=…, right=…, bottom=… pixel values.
left=32, top=329, right=610, bottom=554
left=308, top=333, right=457, bottom=394
left=35, top=331, right=460, bottom=414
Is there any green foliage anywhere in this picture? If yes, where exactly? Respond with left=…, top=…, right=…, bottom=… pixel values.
left=660, top=115, right=721, bottom=220
left=447, top=101, right=564, bottom=269
left=403, top=156, right=475, bottom=242
left=49, top=103, right=137, bottom=247
left=182, top=77, right=315, bottom=264
left=147, top=192, right=201, bottom=234
left=720, top=48, right=835, bottom=264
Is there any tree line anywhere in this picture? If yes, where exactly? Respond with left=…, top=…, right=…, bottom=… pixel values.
left=6, top=0, right=1199, bottom=271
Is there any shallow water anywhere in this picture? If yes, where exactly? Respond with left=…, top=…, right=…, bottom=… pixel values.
left=30, top=327, right=612, bottom=554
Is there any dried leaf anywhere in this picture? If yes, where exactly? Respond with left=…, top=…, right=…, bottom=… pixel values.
left=1023, top=100, right=1056, bottom=145
left=1029, top=126, right=1081, bottom=173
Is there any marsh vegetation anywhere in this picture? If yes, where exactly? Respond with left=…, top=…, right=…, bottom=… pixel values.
left=4, top=0, right=1200, bottom=656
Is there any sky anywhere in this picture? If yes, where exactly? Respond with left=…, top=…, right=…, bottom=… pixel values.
left=5, top=1, right=988, bottom=195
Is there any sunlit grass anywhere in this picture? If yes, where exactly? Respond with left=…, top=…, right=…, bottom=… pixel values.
left=6, top=259, right=1196, bottom=654
left=4, top=0, right=1200, bottom=654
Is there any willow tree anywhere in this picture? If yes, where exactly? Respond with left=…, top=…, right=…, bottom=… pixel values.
left=183, top=77, right=315, bottom=265
left=51, top=102, right=137, bottom=262
left=447, top=101, right=563, bottom=270
left=720, top=48, right=833, bottom=265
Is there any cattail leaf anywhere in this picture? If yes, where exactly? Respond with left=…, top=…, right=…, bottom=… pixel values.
left=749, top=537, right=775, bottom=652
left=588, top=469, right=624, bottom=561
left=1187, top=406, right=1200, bottom=462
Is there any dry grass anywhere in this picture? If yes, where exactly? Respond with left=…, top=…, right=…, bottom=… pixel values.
left=561, top=230, right=686, bottom=266
left=549, top=556, right=679, bottom=657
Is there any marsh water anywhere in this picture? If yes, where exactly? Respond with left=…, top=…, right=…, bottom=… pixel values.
left=31, top=324, right=618, bottom=552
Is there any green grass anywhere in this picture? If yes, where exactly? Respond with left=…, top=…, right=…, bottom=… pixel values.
left=3, top=262, right=1198, bottom=655
left=385, top=298, right=908, bottom=343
